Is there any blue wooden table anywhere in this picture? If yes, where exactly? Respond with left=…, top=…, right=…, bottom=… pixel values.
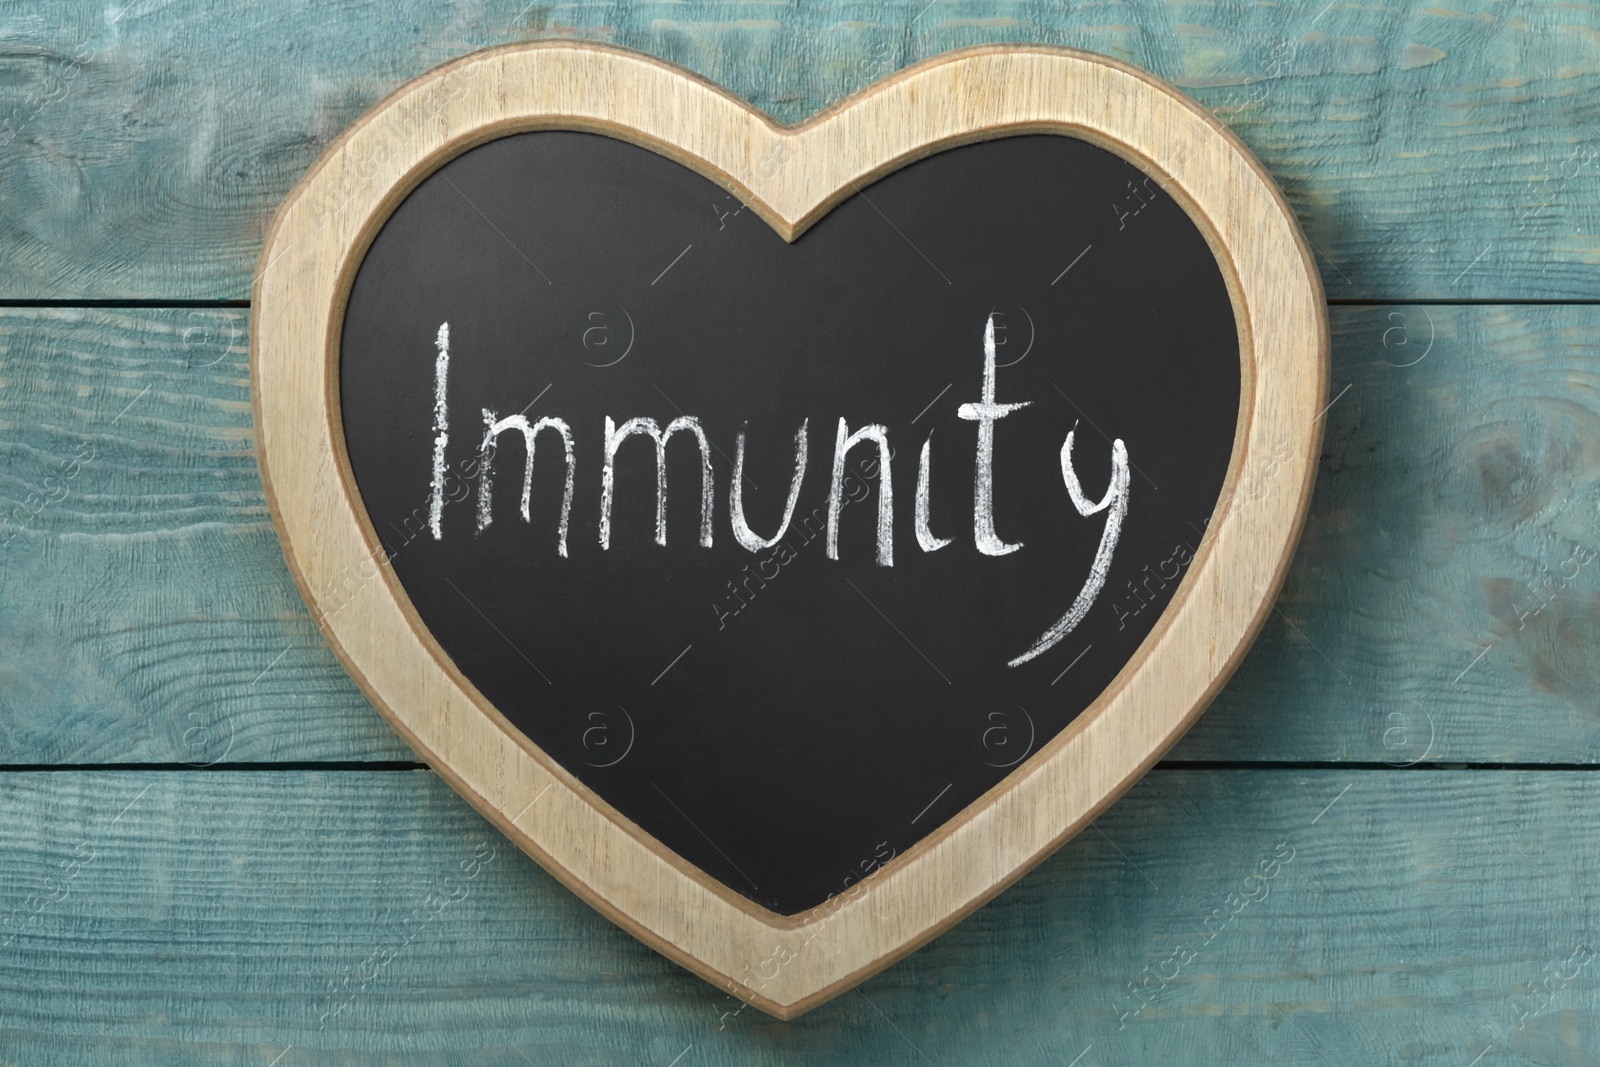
left=3, top=2, right=1598, bottom=1063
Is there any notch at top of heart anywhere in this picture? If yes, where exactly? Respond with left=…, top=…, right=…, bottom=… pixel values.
left=379, top=40, right=1216, bottom=245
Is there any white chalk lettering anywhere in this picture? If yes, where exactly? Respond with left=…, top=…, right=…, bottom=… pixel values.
left=475, top=411, right=575, bottom=557
left=732, top=419, right=809, bottom=552
left=419, top=315, right=1147, bottom=667
left=827, top=419, right=894, bottom=566
left=915, top=431, right=952, bottom=552
left=1009, top=429, right=1130, bottom=666
left=427, top=322, right=451, bottom=540
left=957, top=313, right=1031, bottom=556
left=600, top=416, right=714, bottom=550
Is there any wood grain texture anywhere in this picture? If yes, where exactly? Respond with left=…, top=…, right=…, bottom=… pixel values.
left=1184, top=300, right=1600, bottom=765
left=2, top=0, right=1598, bottom=300
left=248, top=41, right=1325, bottom=1016
left=4, top=304, right=1595, bottom=768
left=1, top=767, right=1596, bottom=1064
left=0, top=308, right=404, bottom=766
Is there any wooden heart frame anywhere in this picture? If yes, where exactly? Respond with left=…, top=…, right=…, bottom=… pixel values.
left=251, top=41, right=1326, bottom=1018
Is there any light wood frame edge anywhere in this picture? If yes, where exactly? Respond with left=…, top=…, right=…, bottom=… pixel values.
left=250, top=41, right=1328, bottom=1019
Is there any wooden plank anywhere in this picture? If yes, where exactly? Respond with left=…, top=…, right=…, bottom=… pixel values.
left=1177, top=299, right=1600, bottom=764
left=3, top=304, right=1598, bottom=765
left=0, top=767, right=1593, bottom=1063
left=0, top=307, right=407, bottom=764
left=2, top=1, right=1598, bottom=301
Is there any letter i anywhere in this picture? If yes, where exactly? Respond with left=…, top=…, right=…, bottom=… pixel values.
left=427, top=322, right=451, bottom=540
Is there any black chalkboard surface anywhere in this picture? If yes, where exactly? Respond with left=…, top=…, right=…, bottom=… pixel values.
left=340, top=130, right=1239, bottom=915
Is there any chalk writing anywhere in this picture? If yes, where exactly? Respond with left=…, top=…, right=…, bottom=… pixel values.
left=731, top=419, right=809, bottom=552
left=1008, top=429, right=1131, bottom=665
left=423, top=313, right=1134, bottom=668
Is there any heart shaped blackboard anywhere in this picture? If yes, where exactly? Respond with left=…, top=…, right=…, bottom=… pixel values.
left=254, top=42, right=1325, bottom=1016
left=340, top=130, right=1238, bottom=914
